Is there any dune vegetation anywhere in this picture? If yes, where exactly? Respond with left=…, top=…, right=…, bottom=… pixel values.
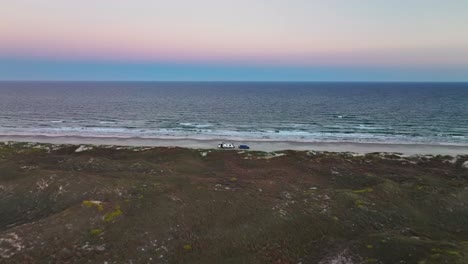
left=0, top=142, right=467, bottom=263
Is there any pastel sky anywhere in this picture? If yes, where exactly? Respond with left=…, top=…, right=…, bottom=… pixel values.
left=1, top=0, right=468, bottom=81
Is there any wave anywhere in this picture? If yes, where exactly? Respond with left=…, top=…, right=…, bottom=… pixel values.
left=0, top=125, right=467, bottom=146
left=99, top=121, right=118, bottom=124
left=354, top=124, right=387, bottom=130
left=179, top=123, right=214, bottom=129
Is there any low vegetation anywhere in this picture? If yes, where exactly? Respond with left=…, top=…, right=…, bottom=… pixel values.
left=0, top=142, right=467, bottom=263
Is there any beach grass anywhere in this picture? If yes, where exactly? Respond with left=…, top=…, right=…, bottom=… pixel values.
left=0, top=142, right=467, bottom=263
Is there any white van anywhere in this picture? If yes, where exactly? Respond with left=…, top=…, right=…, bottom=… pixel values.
left=217, top=143, right=235, bottom=149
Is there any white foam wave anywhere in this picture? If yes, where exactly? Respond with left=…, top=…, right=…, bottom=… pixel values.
left=99, top=121, right=118, bottom=124
left=179, top=123, right=214, bottom=128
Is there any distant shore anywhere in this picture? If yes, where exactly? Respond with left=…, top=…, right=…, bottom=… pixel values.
left=1, top=135, right=467, bottom=155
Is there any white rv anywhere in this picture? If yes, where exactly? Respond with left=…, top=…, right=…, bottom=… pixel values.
left=217, top=143, right=235, bottom=149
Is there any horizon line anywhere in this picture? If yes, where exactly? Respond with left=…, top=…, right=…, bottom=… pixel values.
left=1, top=80, right=468, bottom=83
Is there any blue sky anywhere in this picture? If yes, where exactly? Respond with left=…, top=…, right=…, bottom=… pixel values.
left=1, top=0, right=468, bottom=81
left=1, top=58, right=467, bottom=82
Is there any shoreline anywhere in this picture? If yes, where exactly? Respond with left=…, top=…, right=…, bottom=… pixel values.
left=1, top=135, right=467, bottom=155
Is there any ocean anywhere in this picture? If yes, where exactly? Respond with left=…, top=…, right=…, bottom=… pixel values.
left=0, top=82, right=467, bottom=145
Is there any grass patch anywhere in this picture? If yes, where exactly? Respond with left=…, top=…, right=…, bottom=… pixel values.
left=90, top=229, right=103, bottom=235
left=82, top=200, right=104, bottom=211
left=183, top=244, right=192, bottom=251
left=104, top=205, right=123, bottom=222
left=353, top=187, right=374, bottom=194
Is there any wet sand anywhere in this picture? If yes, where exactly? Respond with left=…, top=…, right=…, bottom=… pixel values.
left=1, top=135, right=467, bottom=155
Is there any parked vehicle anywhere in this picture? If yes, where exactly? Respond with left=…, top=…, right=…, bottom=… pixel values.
left=238, top=145, right=250, bottom=150
left=218, top=143, right=235, bottom=149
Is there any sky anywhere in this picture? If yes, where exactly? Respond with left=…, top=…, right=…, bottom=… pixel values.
left=1, top=0, right=468, bottom=81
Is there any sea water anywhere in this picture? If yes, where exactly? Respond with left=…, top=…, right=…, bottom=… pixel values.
left=0, top=82, right=467, bottom=145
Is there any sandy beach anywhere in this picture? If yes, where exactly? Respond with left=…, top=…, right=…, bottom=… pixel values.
left=1, top=135, right=467, bottom=156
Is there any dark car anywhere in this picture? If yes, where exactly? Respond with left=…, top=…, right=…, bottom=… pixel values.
left=238, top=145, right=250, bottom=150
